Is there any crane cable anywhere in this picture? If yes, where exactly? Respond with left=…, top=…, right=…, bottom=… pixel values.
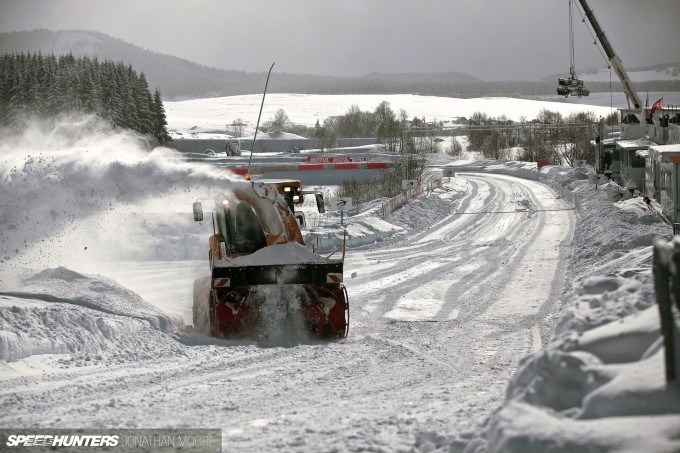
left=572, top=0, right=610, bottom=66
left=572, top=0, right=615, bottom=114
left=610, top=66, right=614, bottom=119
left=569, top=0, right=575, bottom=76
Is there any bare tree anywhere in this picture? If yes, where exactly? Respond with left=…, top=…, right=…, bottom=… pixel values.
left=374, top=101, right=399, bottom=152
left=228, top=118, right=246, bottom=137
left=481, top=131, right=510, bottom=160
left=399, top=109, right=409, bottom=125
left=467, top=111, right=490, bottom=150
left=262, top=108, right=291, bottom=132
left=518, top=124, right=547, bottom=163
left=557, top=111, right=597, bottom=166
left=336, top=104, right=363, bottom=137
left=448, top=138, right=463, bottom=158
left=537, top=109, right=563, bottom=162
left=314, top=117, right=338, bottom=151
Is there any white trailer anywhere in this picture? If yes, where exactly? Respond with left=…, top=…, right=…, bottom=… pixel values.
left=648, top=144, right=680, bottom=222
left=617, top=139, right=653, bottom=191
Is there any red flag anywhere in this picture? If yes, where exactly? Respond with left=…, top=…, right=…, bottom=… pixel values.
left=650, top=97, right=663, bottom=116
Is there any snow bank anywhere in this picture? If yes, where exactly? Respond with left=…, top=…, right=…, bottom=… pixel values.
left=445, top=159, right=541, bottom=182
left=306, top=217, right=405, bottom=252
left=459, top=164, right=680, bottom=453
left=485, top=401, right=680, bottom=453
left=573, top=305, right=660, bottom=364
left=304, top=183, right=468, bottom=253
left=0, top=267, right=182, bottom=363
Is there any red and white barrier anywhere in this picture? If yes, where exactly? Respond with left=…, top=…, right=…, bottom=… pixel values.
left=229, top=161, right=391, bottom=176
left=306, top=156, right=373, bottom=163
left=307, top=156, right=352, bottom=163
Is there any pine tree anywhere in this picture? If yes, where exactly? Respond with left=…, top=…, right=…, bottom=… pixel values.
left=102, top=76, right=124, bottom=127
left=152, top=88, right=170, bottom=144
left=6, top=63, right=30, bottom=126
left=0, top=52, right=169, bottom=143
left=134, top=72, right=154, bottom=134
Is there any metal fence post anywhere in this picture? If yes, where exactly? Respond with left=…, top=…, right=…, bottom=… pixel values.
left=669, top=239, right=680, bottom=381
left=653, top=239, right=679, bottom=382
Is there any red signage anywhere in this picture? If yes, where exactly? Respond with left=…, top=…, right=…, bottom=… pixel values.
left=307, top=156, right=352, bottom=163
left=537, top=158, right=552, bottom=169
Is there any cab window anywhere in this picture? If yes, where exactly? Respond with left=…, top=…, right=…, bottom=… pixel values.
left=216, top=203, right=267, bottom=255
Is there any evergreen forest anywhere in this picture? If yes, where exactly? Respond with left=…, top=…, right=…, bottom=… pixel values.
left=0, top=52, right=171, bottom=144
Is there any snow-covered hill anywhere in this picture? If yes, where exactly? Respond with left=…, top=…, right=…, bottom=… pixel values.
left=165, top=93, right=616, bottom=138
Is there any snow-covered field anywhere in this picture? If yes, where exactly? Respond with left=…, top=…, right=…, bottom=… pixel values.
left=165, top=93, right=616, bottom=138
left=534, top=91, right=680, bottom=110
left=1, top=93, right=679, bottom=452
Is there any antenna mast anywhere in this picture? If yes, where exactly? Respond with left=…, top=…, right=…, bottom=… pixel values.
left=246, top=62, right=275, bottom=177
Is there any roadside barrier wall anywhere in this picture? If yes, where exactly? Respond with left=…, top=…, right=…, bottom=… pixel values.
left=382, top=178, right=443, bottom=218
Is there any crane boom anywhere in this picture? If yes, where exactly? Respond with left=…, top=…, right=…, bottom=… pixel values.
left=577, top=0, right=642, bottom=109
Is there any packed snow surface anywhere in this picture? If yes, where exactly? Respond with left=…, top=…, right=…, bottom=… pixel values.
left=2, top=93, right=680, bottom=452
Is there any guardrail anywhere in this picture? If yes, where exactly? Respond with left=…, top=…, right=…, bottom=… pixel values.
left=228, top=161, right=391, bottom=176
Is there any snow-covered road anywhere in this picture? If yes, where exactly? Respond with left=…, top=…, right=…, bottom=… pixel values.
left=0, top=173, right=575, bottom=451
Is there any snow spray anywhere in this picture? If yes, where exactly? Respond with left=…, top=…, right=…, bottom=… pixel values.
left=249, top=284, right=312, bottom=347
left=0, top=115, right=236, bottom=285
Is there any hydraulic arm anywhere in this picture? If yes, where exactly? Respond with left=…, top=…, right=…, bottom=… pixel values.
left=577, top=0, right=642, bottom=109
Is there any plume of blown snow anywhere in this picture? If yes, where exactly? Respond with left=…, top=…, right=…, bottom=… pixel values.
left=0, top=115, right=237, bottom=285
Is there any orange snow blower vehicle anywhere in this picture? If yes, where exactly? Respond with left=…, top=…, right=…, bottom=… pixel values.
left=192, top=179, right=349, bottom=340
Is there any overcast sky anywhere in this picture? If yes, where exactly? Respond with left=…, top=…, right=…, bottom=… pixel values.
left=1, top=0, right=678, bottom=80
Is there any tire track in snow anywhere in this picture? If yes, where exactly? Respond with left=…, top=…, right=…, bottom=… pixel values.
left=351, top=176, right=541, bottom=323
left=440, top=175, right=546, bottom=324
left=346, top=179, right=495, bottom=303
left=345, top=173, right=572, bottom=399
left=352, top=177, right=481, bottom=261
